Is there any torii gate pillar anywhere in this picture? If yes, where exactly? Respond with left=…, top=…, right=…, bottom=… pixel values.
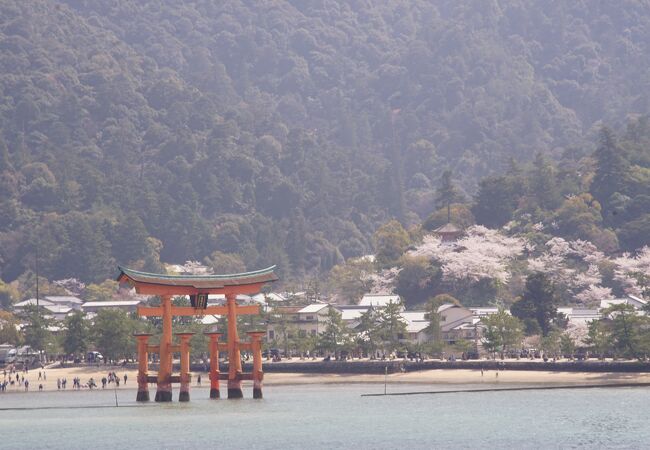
left=226, top=293, right=244, bottom=399
left=205, top=332, right=223, bottom=399
left=135, top=333, right=152, bottom=402
left=248, top=331, right=265, bottom=399
left=176, top=332, right=194, bottom=402
left=155, top=295, right=173, bottom=402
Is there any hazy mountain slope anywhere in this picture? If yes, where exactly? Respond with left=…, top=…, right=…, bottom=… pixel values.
left=0, top=0, right=649, bottom=283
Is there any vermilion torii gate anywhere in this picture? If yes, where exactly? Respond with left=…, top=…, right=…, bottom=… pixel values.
left=117, top=266, right=278, bottom=402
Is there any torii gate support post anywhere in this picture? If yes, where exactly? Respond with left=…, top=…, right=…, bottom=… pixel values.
left=155, top=295, right=173, bottom=402
left=135, top=333, right=152, bottom=402
left=247, top=331, right=265, bottom=399
left=226, top=293, right=244, bottom=399
left=176, top=332, right=194, bottom=402
left=205, top=332, right=223, bottom=399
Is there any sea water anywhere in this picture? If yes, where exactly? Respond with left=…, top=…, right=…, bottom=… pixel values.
left=1, top=384, right=649, bottom=449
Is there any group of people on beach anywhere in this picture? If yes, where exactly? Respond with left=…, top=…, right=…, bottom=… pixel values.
left=1, top=365, right=130, bottom=392
left=100, top=372, right=127, bottom=389
left=2, top=366, right=38, bottom=391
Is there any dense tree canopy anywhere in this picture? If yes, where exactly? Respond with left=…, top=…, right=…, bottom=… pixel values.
left=0, top=0, right=649, bottom=289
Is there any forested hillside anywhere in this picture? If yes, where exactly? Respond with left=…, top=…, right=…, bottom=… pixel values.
left=0, top=0, right=649, bottom=288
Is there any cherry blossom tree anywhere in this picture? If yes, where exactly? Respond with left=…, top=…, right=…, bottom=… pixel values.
left=613, top=247, right=650, bottom=297
left=410, top=225, right=526, bottom=284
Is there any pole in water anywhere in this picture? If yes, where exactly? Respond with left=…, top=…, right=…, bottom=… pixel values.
left=384, top=366, right=388, bottom=395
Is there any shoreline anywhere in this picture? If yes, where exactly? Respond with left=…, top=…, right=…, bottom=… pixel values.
left=4, top=365, right=650, bottom=393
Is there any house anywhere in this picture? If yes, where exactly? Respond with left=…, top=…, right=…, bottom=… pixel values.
left=42, top=296, right=83, bottom=310
left=557, top=307, right=601, bottom=325
left=14, top=296, right=83, bottom=321
left=266, top=303, right=334, bottom=343
left=338, top=305, right=371, bottom=329
left=399, top=311, right=430, bottom=344
left=443, top=318, right=482, bottom=344
left=13, top=298, right=55, bottom=312
left=250, top=292, right=287, bottom=307
left=438, top=304, right=476, bottom=344
left=41, top=304, right=74, bottom=321
left=600, top=294, right=647, bottom=312
left=81, top=300, right=144, bottom=314
left=469, top=307, right=500, bottom=318
left=359, top=294, right=402, bottom=309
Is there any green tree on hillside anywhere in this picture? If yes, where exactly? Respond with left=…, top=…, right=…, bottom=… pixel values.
left=472, top=176, right=520, bottom=228
left=591, top=128, right=629, bottom=225
left=435, top=170, right=465, bottom=217
left=373, top=220, right=410, bottom=268
left=511, top=273, right=559, bottom=336
left=530, top=152, right=561, bottom=211
left=395, top=256, right=441, bottom=306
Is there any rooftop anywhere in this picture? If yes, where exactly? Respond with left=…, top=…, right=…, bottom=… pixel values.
left=14, top=298, right=55, bottom=307
left=117, top=265, right=278, bottom=293
left=82, top=300, right=143, bottom=307
left=359, top=294, right=400, bottom=307
left=44, top=295, right=83, bottom=304
left=298, top=304, right=330, bottom=314
left=434, top=223, right=463, bottom=234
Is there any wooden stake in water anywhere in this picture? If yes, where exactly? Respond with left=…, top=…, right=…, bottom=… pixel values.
left=384, top=366, right=388, bottom=395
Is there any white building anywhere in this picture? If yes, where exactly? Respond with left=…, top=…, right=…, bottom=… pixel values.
left=400, top=311, right=430, bottom=344
left=359, top=294, right=402, bottom=308
left=81, top=300, right=143, bottom=314
left=266, top=303, right=334, bottom=342
left=338, top=305, right=371, bottom=329
left=600, top=294, right=647, bottom=311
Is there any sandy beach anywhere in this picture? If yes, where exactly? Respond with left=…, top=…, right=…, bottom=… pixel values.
left=4, top=364, right=650, bottom=393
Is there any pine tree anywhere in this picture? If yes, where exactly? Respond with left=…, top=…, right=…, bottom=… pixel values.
left=530, top=153, right=561, bottom=211
left=435, top=170, right=465, bottom=211
left=511, top=273, right=558, bottom=336
left=590, top=128, right=629, bottom=224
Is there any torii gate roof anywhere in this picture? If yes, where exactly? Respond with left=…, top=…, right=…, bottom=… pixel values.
left=117, top=265, right=278, bottom=295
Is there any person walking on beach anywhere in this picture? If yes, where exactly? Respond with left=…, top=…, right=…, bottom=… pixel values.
left=24, top=380, right=29, bottom=391
left=38, top=371, right=42, bottom=380
left=197, top=374, right=201, bottom=386
left=123, top=374, right=127, bottom=385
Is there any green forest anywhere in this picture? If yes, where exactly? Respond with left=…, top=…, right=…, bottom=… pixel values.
left=0, top=0, right=649, bottom=296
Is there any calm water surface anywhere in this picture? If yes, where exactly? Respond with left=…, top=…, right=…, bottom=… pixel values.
left=1, top=383, right=649, bottom=449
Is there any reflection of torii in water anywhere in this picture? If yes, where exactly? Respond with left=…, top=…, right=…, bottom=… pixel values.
left=117, top=265, right=278, bottom=402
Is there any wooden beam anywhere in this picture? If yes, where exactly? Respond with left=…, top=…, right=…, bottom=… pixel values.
left=132, top=282, right=268, bottom=296
left=137, top=306, right=163, bottom=317
left=216, top=342, right=253, bottom=351
left=137, top=304, right=260, bottom=318
left=218, top=372, right=254, bottom=381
